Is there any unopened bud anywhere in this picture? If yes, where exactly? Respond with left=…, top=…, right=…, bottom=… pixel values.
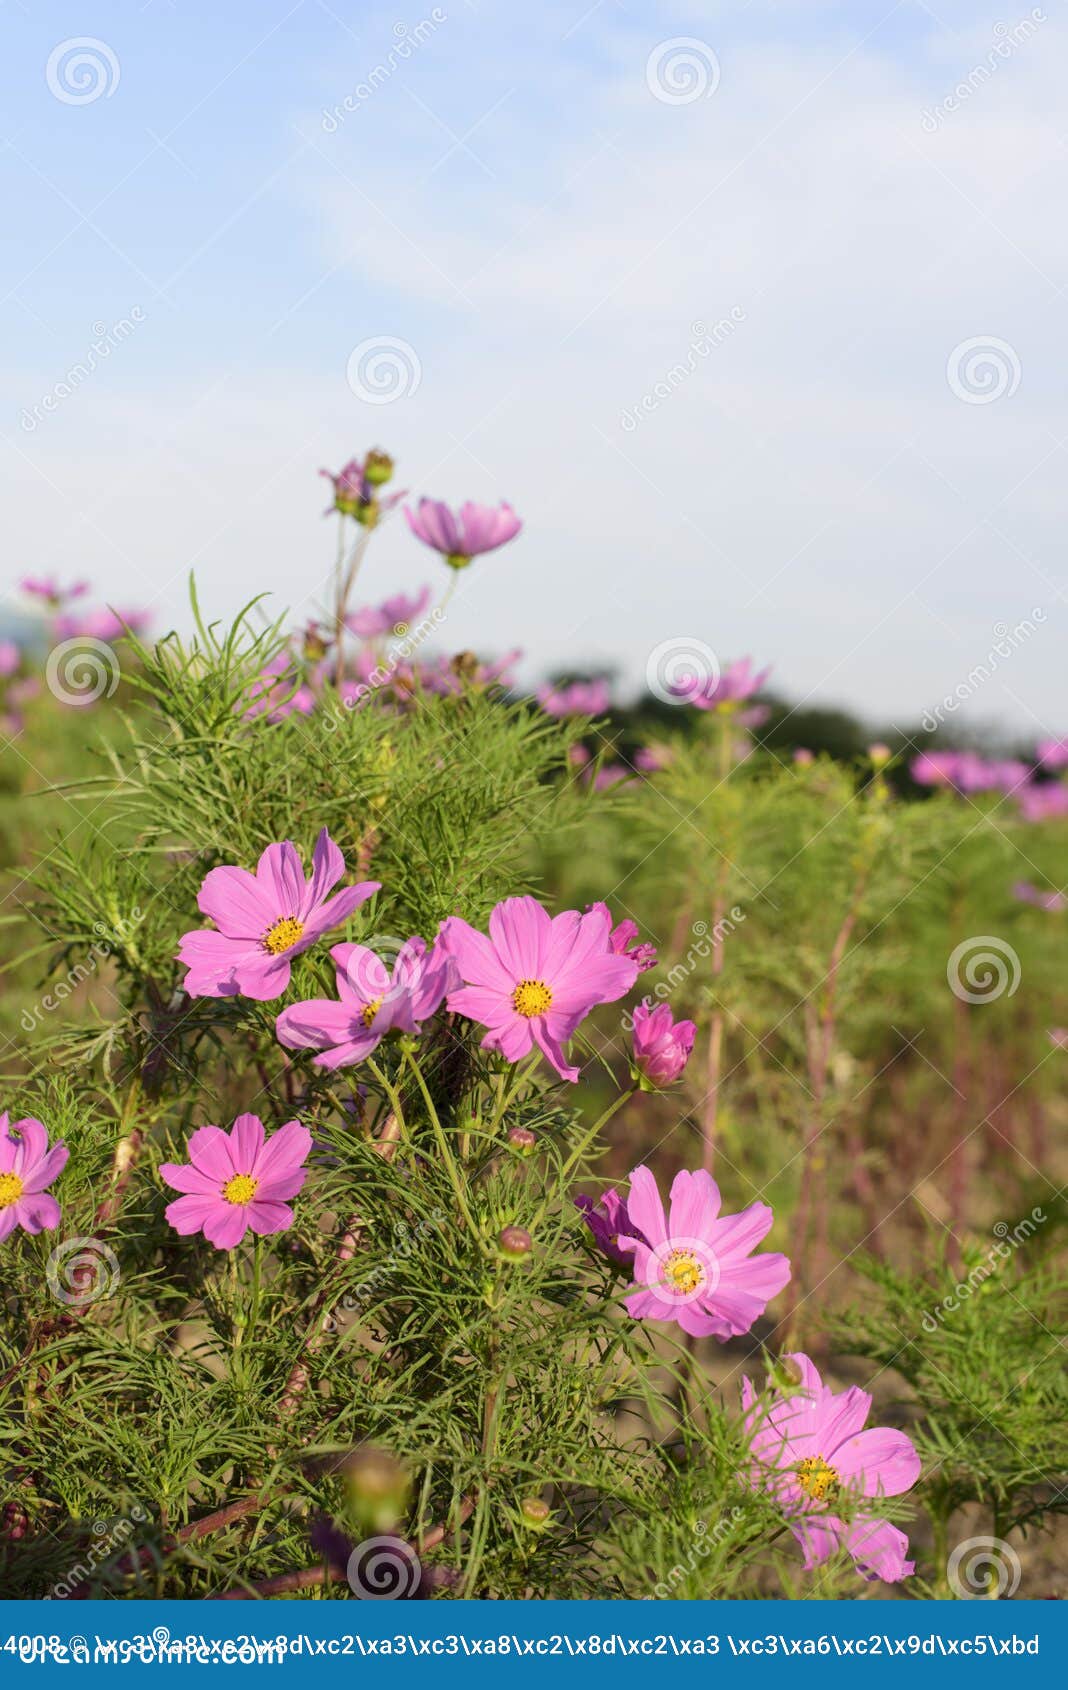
left=506, top=1127, right=537, bottom=1153
left=344, top=1445, right=411, bottom=1535
left=519, top=1496, right=551, bottom=1529
left=364, top=449, right=394, bottom=487
left=769, top=1355, right=804, bottom=1393
left=868, top=742, right=891, bottom=767
left=498, top=1226, right=532, bottom=1261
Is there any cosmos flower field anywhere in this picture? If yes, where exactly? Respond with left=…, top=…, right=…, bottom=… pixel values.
left=0, top=451, right=1065, bottom=1602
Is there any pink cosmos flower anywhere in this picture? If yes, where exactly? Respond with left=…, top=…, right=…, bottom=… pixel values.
left=178, top=828, right=379, bottom=1002
left=0, top=1114, right=68, bottom=1241
left=742, top=1351, right=921, bottom=1583
left=405, top=498, right=522, bottom=570
left=20, top=575, right=89, bottom=607
left=793, top=747, right=815, bottom=766
left=1012, top=880, right=1066, bottom=912
left=53, top=607, right=151, bottom=642
left=586, top=902, right=657, bottom=972
left=585, top=763, right=630, bottom=791
left=576, top=1188, right=643, bottom=1267
left=1037, top=737, right=1068, bottom=771
left=617, top=1166, right=790, bottom=1338
left=537, top=679, right=611, bottom=718
left=1018, top=782, right=1068, bottom=823
left=242, top=653, right=317, bottom=723
left=160, top=1114, right=311, bottom=1250
left=631, top=1000, right=696, bottom=1087
left=276, top=936, right=458, bottom=1068
left=418, top=648, right=522, bottom=697
left=674, top=656, right=770, bottom=711
left=439, top=896, right=639, bottom=1082
left=346, top=587, right=432, bottom=641
left=634, top=744, right=671, bottom=773
left=0, top=642, right=20, bottom=678
left=1048, top=1028, right=1068, bottom=1049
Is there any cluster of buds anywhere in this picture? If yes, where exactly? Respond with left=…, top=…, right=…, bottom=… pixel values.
left=321, top=450, right=404, bottom=529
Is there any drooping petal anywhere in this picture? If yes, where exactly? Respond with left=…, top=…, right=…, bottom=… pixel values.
left=833, top=1427, right=921, bottom=1498
left=276, top=998, right=362, bottom=1051
left=842, top=1516, right=914, bottom=1581
left=19, top=1142, right=69, bottom=1194
left=530, top=1015, right=580, bottom=1082
left=14, top=1192, right=61, bottom=1234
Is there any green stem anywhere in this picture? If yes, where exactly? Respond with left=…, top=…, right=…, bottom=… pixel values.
left=405, top=1051, right=480, bottom=1236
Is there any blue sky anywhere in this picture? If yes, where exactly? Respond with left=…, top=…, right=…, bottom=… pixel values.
left=3, top=0, right=1065, bottom=737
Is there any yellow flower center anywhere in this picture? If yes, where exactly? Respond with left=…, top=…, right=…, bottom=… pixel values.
left=361, top=996, right=384, bottom=1028
left=222, top=1174, right=259, bottom=1206
left=0, top=1171, right=24, bottom=1209
left=512, top=979, right=553, bottom=1018
left=796, top=1455, right=840, bottom=1502
left=263, top=916, right=304, bottom=956
left=661, top=1249, right=705, bottom=1295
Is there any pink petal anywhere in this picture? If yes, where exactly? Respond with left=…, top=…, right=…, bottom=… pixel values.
left=20, top=1142, right=68, bottom=1194
left=245, top=1200, right=296, bottom=1236
left=624, top=1166, right=668, bottom=1248
left=165, top=1194, right=223, bottom=1236
left=302, top=827, right=345, bottom=914
left=300, top=882, right=380, bottom=945
left=186, top=1125, right=238, bottom=1180
left=479, top=1015, right=535, bottom=1063
left=197, top=865, right=275, bottom=937
left=667, top=1169, right=720, bottom=1240
left=276, top=999, right=361, bottom=1050
left=833, top=1427, right=921, bottom=1498
left=331, top=942, right=391, bottom=1002
left=438, top=917, right=515, bottom=992
left=842, top=1516, right=914, bottom=1581
left=229, top=1113, right=265, bottom=1172
left=9, top=1117, right=48, bottom=1170
left=14, top=1192, right=61, bottom=1234
left=489, top=896, right=550, bottom=978
left=159, top=1161, right=221, bottom=1196
left=811, top=1383, right=873, bottom=1456
left=202, top=1204, right=250, bottom=1250
left=709, top=1200, right=775, bottom=1260
left=253, top=1120, right=312, bottom=1182
left=530, top=1016, right=580, bottom=1081
left=256, top=841, right=306, bottom=915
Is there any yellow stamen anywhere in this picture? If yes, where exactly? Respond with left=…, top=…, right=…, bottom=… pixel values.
left=361, top=996, right=384, bottom=1028
left=796, top=1456, right=840, bottom=1501
left=0, top=1172, right=24, bottom=1209
left=512, top=979, right=553, bottom=1018
left=661, top=1249, right=705, bottom=1295
left=263, top=916, right=304, bottom=956
left=222, top=1174, right=258, bottom=1206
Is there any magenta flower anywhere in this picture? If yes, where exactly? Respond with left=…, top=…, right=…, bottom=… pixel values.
left=576, top=1188, right=644, bottom=1267
left=0, top=1114, right=68, bottom=1242
left=1037, top=737, right=1068, bottom=771
left=439, top=896, right=639, bottom=1081
left=587, top=902, right=657, bottom=972
left=0, top=642, right=20, bottom=678
left=634, top=744, right=672, bottom=773
left=1048, top=1028, right=1068, bottom=1049
left=631, top=1000, right=696, bottom=1088
left=320, top=458, right=405, bottom=525
left=617, top=1166, right=790, bottom=1339
left=1018, top=782, right=1068, bottom=822
left=242, top=653, right=317, bottom=723
left=537, top=679, right=611, bottom=718
left=178, top=828, right=379, bottom=1002
left=20, top=575, right=89, bottom=608
left=160, top=1114, right=312, bottom=1250
left=420, top=648, right=522, bottom=695
left=674, top=656, right=770, bottom=711
left=793, top=747, right=815, bottom=766
left=276, top=936, right=458, bottom=1068
left=742, top=1351, right=921, bottom=1583
left=405, top=498, right=522, bottom=570
left=1012, top=880, right=1065, bottom=912
left=346, top=587, right=432, bottom=641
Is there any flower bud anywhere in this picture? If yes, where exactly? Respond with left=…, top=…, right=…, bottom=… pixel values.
left=343, top=1445, right=411, bottom=1535
left=868, top=742, right=891, bottom=767
left=768, top=1355, right=804, bottom=1393
left=498, top=1225, right=532, bottom=1261
left=519, top=1496, right=551, bottom=1530
left=506, top=1126, right=537, bottom=1153
left=363, top=449, right=394, bottom=487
